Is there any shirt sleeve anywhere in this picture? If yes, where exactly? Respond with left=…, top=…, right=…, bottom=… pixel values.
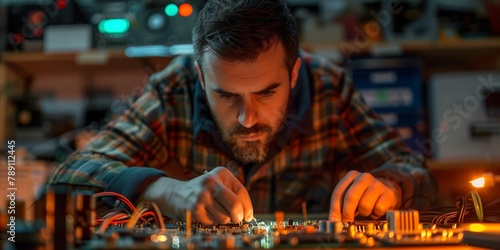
left=333, top=72, right=438, bottom=210
left=47, top=58, right=187, bottom=207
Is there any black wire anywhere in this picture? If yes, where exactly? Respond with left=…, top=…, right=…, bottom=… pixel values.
left=455, top=196, right=467, bottom=224
left=485, top=197, right=500, bottom=208
left=419, top=192, right=500, bottom=227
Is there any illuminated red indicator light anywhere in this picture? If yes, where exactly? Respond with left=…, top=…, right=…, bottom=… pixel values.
left=57, top=0, right=68, bottom=10
left=178, top=3, right=193, bottom=17
left=13, top=33, right=24, bottom=44
left=29, top=11, right=45, bottom=26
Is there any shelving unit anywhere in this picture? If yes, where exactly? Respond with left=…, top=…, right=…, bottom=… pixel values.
left=2, top=49, right=173, bottom=76
left=302, top=38, right=500, bottom=53
left=303, top=38, right=500, bottom=81
left=0, top=49, right=174, bottom=154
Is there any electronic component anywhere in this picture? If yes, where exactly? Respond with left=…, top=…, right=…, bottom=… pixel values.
left=2, top=0, right=88, bottom=52
left=7, top=188, right=500, bottom=249
left=386, top=209, right=420, bottom=233
left=92, top=0, right=204, bottom=48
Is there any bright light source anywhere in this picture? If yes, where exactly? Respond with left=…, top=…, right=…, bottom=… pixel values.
left=469, top=173, right=499, bottom=188
left=165, top=4, right=178, bottom=17
left=157, top=235, right=167, bottom=242
left=470, top=177, right=485, bottom=188
left=468, top=223, right=486, bottom=232
left=98, top=19, right=130, bottom=34
left=150, top=234, right=158, bottom=242
left=179, top=3, right=193, bottom=17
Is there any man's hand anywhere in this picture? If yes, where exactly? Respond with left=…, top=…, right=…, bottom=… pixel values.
left=328, top=170, right=401, bottom=222
left=138, top=167, right=253, bottom=226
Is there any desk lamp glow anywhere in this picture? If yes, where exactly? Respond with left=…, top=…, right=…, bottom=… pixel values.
left=470, top=173, right=500, bottom=188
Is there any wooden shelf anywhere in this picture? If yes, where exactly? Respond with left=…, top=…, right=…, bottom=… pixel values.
left=2, top=38, right=499, bottom=77
left=304, top=38, right=500, bottom=71
left=2, top=49, right=125, bottom=63
left=1, top=49, right=174, bottom=77
left=302, top=37, right=500, bottom=54
left=5, top=37, right=500, bottom=63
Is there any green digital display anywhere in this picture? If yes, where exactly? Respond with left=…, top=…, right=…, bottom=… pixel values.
left=98, top=19, right=130, bottom=34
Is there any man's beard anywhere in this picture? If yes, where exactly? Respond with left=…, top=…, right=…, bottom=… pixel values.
left=210, top=107, right=288, bottom=165
left=221, top=123, right=275, bottom=164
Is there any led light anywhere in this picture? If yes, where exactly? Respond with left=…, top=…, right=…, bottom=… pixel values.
left=468, top=223, right=486, bottom=232
left=157, top=235, right=167, bottom=242
left=147, top=13, right=165, bottom=30
left=98, top=19, right=130, bottom=34
left=169, top=44, right=194, bottom=55
left=179, top=3, right=193, bottom=17
left=57, top=0, right=68, bottom=10
left=469, top=173, right=500, bottom=188
left=165, top=4, right=178, bottom=17
left=150, top=234, right=158, bottom=242
left=29, top=11, right=46, bottom=26
left=124, top=45, right=169, bottom=57
left=470, top=177, right=486, bottom=188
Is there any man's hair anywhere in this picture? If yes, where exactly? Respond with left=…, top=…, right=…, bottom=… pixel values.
left=193, top=0, right=299, bottom=72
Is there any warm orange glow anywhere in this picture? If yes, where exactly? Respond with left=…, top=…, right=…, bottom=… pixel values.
left=151, top=234, right=167, bottom=242
left=470, top=177, right=485, bottom=188
left=468, top=223, right=486, bottom=232
left=150, top=234, right=158, bottom=242
left=157, top=235, right=167, bottom=242
left=179, top=3, right=193, bottom=17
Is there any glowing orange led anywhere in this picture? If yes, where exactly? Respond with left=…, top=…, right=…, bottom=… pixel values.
left=179, top=3, right=193, bottom=17
left=470, top=177, right=486, bottom=188
left=469, top=173, right=500, bottom=188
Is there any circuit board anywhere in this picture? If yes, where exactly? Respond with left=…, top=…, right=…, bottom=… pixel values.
left=9, top=189, right=493, bottom=250
left=83, top=213, right=463, bottom=249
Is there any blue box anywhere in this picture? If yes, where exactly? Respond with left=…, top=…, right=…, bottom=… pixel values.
left=350, top=57, right=425, bottom=154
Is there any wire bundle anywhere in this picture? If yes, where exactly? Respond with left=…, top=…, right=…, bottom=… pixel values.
left=420, top=191, right=500, bottom=227
left=93, top=192, right=166, bottom=234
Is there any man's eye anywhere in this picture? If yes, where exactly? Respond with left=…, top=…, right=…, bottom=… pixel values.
left=218, top=94, right=236, bottom=101
left=260, top=90, right=276, bottom=97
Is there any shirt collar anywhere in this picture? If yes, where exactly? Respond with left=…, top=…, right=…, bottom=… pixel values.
left=192, top=54, right=313, bottom=155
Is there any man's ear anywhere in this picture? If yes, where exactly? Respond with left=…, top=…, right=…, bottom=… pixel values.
left=195, top=61, right=205, bottom=91
left=290, top=57, right=302, bottom=89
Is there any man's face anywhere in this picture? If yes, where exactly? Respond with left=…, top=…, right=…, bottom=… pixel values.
left=198, top=42, right=301, bottom=164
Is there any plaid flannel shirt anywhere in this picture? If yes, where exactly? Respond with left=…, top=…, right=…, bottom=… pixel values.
left=49, top=51, right=437, bottom=213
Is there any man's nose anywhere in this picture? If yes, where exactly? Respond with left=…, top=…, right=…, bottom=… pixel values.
left=238, top=98, right=258, bottom=128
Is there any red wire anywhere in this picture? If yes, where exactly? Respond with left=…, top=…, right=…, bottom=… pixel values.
left=94, top=191, right=136, bottom=211
left=93, top=192, right=166, bottom=229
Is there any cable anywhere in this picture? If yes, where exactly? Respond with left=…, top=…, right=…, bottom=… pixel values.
left=419, top=191, right=499, bottom=228
left=468, top=190, right=483, bottom=222
left=98, top=213, right=130, bottom=234
left=125, top=201, right=165, bottom=232
left=94, top=192, right=136, bottom=212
